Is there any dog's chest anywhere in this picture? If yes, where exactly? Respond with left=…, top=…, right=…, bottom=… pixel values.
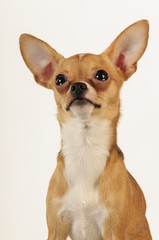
left=59, top=118, right=111, bottom=240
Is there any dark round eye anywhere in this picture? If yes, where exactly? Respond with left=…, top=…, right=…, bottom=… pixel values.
left=95, top=70, right=108, bottom=81
left=56, top=74, right=67, bottom=86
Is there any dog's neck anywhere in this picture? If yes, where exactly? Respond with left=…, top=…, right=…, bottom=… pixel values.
left=61, top=117, right=114, bottom=187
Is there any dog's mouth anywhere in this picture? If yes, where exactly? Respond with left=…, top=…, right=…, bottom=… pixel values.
left=66, top=97, right=101, bottom=111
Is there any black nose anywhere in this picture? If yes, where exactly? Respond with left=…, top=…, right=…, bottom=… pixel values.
left=71, top=82, right=87, bottom=96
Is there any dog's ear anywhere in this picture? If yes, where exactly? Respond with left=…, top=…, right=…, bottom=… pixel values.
left=103, top=20, right=149, bottom=79
left=19, top=34, right=63, bottom=88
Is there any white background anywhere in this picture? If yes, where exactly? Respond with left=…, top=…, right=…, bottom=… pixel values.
left=1, top=0, right=159, bottom=239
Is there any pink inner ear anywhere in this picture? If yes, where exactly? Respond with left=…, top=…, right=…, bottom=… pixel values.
left=115, top=53, right=126, bottom=72
left=42, top=62, right=54, bottom=81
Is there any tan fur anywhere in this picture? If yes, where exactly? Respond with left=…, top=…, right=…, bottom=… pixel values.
left=20, top=20, right=152, bottom=240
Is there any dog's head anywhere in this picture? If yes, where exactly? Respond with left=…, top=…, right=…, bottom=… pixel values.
left=20, top=20, right=149, bottom=125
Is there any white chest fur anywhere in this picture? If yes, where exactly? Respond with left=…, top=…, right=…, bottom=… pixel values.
left=59, top=118, right=112, bottom=240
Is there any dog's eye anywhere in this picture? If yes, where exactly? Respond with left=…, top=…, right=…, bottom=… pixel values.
left=56, top=74, right=67, bottom=86
left=95, top=70, right=108, bottom=81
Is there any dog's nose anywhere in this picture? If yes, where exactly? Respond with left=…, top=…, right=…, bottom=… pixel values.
left=71, top=82, right=87, bottom=96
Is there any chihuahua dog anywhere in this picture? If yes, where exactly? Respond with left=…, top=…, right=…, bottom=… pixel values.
left=20, top=20, right=152, bottom=240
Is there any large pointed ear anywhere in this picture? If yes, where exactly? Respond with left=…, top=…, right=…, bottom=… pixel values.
left=103, top=20, right=149, bottom=79
left=19, top=34, right=64, bottom=88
